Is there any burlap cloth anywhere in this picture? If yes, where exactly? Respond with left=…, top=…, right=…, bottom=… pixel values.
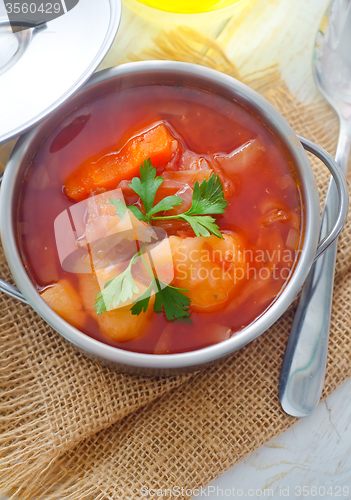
left=0, top=29, right=350, bottom=499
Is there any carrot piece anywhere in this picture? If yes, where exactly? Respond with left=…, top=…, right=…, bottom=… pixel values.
left=63, top=123, right=178, bottom=201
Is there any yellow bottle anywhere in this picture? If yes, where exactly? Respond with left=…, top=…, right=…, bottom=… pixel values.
left=136, top=0, right=242, bottom=14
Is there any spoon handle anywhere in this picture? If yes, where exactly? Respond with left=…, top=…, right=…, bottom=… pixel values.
left=279, top=120, right=351, bottom=418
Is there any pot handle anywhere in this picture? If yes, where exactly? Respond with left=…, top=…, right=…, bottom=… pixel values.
left=0, top=173, right=28, bottom=304
left=298, top=136, right=349, bottom=261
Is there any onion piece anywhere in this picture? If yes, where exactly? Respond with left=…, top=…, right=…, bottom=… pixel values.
left=261, top=209, right=289, bottom=227
left=213, top=136, right=265, bottom=177
left=162, top=168, right=213, bottom=185
left=178, top=151, right=211, bottom=171
left=203, top=324, right=232, bottom=345
left=153, top=218, right=192, bottom=236
left=286, top=228, right=301, bottom=250
left=259, top=200, right=300, bottom=230
left=211, top=162, right=237, bottom=199
left=276, top=173, right=294, bottom=191
left=154, top=324, right=174, bottom=354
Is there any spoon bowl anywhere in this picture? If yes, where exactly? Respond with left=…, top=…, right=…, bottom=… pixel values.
left=313, top=0, right=351, bottom=112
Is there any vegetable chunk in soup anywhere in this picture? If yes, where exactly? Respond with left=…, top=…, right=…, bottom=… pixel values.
left=17, top=84, right=303, bottom=354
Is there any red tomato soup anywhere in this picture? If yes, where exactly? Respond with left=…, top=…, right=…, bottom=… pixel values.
left=16, top=84, right=304, bottom=354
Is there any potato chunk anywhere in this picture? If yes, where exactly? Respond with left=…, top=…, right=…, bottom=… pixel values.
left=79, top=273, right=153, bottom=343
left=169, top=233, right=246, bottom=313
left=41, top=280, right=87, bottom=329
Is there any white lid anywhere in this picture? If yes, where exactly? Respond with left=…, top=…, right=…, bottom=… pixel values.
left=0, top=0, right=122, bottom=144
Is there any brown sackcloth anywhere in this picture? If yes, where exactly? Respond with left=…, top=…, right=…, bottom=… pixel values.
left=0, top=28, right=350, bottom=499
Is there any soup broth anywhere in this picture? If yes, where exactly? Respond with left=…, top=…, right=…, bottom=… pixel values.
left=17, top=83, right=304, bottom=354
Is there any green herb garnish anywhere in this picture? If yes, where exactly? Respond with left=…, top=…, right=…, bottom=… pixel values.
left=94, top=158, right=227, bottom=322
left=109, top=198, right=127, bottom=219
left=127, top=159, right=182, bottom=222
left=95, top=242, right=191, bottom=322
left=128, top=159, right=227, bottom=238
left=94, top=254, right=140, bottom=314
left=131, top=278, right=191, bottom=323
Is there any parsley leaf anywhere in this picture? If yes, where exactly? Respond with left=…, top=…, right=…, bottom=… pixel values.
left=149, top=195, right=183, bottom=216
left=153, top=280, right=191, bottom=322
left=151, top=173, right=226, bottom=239
left=130, top=284, right=153, bottom=316
left=110, top=198, right=127, bottom=218
left=181, top=214, right=223, bottom=239
left=94, top=241, right=191, bottom=322
left=127, top=205, right=148, bottom=222
left=129, top=159, right=183, bottom=221
left=130, top=279, right=191, bottom=323
left=129, top=159, right=164, bottom=217
left=94, top=256, right=140, bottom=314
left=109, top=197, right=148, bottom=222
left=185, top=174, right=227, bottom=216
left=95, top=294, right=108, bottom=315
left=127, top=162, right=225, bottom=239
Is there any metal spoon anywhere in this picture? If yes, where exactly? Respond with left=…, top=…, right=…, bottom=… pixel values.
left=279, top=0, right=351, bottom=418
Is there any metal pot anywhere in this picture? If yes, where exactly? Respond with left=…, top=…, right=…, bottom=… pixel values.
left=0, top=62, right=348, bottom=375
